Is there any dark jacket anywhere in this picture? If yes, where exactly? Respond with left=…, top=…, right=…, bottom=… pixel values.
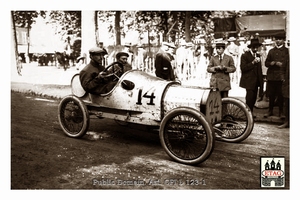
left=239, top=51, right=263, bottom=90
left=154, top=49, right=175, bottom=81
left=207, top=54, right=236, bottom=91
left=79, top=60, right=107, bottom=94
left=265, top=46, right=289, bottom=81
left=282, top=48, right=290, bottom=98
left=80, top=61, right=125, bottom=95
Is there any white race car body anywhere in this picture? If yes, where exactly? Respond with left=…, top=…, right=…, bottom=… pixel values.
left=72, top=70, right=222, bottom=126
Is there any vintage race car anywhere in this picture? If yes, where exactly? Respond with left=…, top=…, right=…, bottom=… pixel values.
left=58, top=67, right=253, bottom=165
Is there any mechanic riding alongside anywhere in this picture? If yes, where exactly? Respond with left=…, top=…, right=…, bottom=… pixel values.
left=80, top=47, right=130, bottom=95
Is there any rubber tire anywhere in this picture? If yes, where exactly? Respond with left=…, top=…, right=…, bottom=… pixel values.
left=58, top=95, right=89, bottom=138
left=213, top=97, right=254, bottom=143
left=159, top=107, right=214, bottom=165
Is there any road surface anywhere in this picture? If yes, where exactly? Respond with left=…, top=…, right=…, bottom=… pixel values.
left=11, top=91, right=290, bottom=190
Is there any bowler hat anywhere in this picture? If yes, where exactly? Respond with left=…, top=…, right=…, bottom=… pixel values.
left=116, top=52, right=129, bottom=59
left=89, top=47, right=107, bottom=55
left=274, top=35, right=286, bottom=40
left=215, top=43, right=226, bottom=48
left=247, top=39, right=262, bottom=48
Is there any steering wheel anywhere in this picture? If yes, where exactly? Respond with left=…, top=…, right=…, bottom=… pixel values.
left=102, top=64, right=123, bottom=80
left=100, top=64, right=135, bottom=90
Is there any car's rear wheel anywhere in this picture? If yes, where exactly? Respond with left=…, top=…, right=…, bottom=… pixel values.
left=213, top=97, right=254, bottom=143
left=159, top=107, right=214, bottom=165
left=58, top=95, right=89, bottom=138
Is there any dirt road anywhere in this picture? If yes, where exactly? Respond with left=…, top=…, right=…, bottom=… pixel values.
left=11, top=91, right=289, bottom=189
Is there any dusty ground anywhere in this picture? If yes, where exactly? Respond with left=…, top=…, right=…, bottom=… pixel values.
left=11, top=91, right=290, bottom=190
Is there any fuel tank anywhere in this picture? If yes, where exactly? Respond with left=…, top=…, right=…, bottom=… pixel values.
left=162, top=84, right=222, bottom=124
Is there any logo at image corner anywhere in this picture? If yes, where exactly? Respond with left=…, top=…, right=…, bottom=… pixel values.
left=260, top=156, right=285, bottom=187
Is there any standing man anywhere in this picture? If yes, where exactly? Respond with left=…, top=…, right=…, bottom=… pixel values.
left=264, top=35, right=289, bottom=118
left=175, top=40, right=186, bottom=80
left=226, top=37, right=239, bottom=61
left=98, top=42, right=108, bottom=66
left=185, top=42, right=194, bottom=79
left=154, top=42, right=175, bottom=81
left=236, top=37, right=247, bottom=84
left=123, top=42, right=134, bottom=66
left=207, top=42, right=236, bottom=98
left=167, top=42, right=176, bottom=80
left=226, top=37, right=239, bottom=83
left=258, top=39, right=274, bottom=101
left=278, top=40, right=290, bottom=128
left=239, top=39, right=264, bottom=113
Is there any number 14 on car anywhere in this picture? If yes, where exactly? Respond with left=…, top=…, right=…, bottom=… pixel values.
left=136, top=87, right=156, bottom=105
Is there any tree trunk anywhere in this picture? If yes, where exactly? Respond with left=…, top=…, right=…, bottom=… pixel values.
left=185, top=11, right=191, bottom=42
left=11, top=11, right=21, bottom=75
left=115, top=11, right=121, bottom=45
left=81, top=11, right=97, bottom=63
left=94, top=11, right=99, bottom=45
left=25, top=12, right=31, bottom=63
left=26, top=22, right=31, bottom=63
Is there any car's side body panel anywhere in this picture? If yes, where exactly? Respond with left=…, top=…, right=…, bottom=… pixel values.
left=72, top=70, right=222, bottom=125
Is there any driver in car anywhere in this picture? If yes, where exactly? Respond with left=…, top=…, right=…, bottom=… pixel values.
left=80, top=47, right=130, bottom=95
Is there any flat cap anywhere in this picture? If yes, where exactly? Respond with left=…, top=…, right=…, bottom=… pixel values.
left=89, top=47, right=107, bottom=55
left=116, top=52, right=129, bottom=59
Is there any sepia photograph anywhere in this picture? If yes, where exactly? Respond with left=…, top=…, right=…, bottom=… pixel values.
left=7, top=1, right=297, bottom=198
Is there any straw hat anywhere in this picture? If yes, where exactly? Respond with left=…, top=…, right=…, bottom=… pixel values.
left=228, top=36, right=236, bottom=42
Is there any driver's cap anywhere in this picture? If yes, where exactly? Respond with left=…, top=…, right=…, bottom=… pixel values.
left=116, top=52, right=129, bottom=59
left=89, top=47, right=107, bottom=55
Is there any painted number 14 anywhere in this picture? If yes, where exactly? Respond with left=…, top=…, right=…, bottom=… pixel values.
left=136, top=88, right=156, bottom=105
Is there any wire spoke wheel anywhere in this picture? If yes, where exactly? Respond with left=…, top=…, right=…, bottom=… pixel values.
left=58, top=96, right=89, bottom=138
left=214, top=97, right=253, bottom=143
left=160, top=107, right=214, bottom=165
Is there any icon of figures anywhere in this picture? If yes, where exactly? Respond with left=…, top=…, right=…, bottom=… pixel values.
left=276, top=160, right=281, bottom=170
left=270, top=158, right=276, bottom=170
left=265, top=160, right=270, bottom=170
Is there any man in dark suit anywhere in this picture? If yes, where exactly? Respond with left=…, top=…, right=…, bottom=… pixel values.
left=239, top=39, right=264, bottom=114
left=278, top=39, right=289, bottom=128
left=154, top=42, right=175, bottom=81
left=207, top=42, right=236, bottom=98
left=264, top=35, right=289, bottom=119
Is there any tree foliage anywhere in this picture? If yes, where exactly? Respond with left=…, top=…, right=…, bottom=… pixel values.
left=48, top=11, right=81, bottom=37
left=12, top=11, right=46, bottom=28
left=43, top=10, right=285, bottom=48
left=12, top=11, right=47, bottom=60
left=96, top=10, right=286, bottom=45
left=12, top=10, right=286, bottom=62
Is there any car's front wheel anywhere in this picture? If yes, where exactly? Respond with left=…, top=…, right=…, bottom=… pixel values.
left=58, top=95, right=89, bottom=138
